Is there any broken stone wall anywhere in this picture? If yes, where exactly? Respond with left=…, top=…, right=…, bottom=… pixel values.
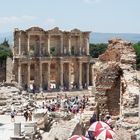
left=94, top=39, right=140, bottom=132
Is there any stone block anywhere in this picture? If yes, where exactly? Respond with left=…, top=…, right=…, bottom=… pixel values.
left=24, top=122, right=37, bottom=134
left=10, top=136, right=25, bottom=140
left=14, top=123, right=21, bottom=136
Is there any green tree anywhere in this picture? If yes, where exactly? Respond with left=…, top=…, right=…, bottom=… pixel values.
left=133, top=42, right=140, bottom=70
left=89, top=43, right=108, bottom=58
left=0, top=39, right=12, bottom=60
left=1, top=38, right=10, bottom=48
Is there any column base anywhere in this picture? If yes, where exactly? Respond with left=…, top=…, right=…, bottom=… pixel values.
left=39, top=87, right=43, bottom=92
left=68, top=87, right=72, bottom=91
left=60, top=86, right=64, bottom=91
left=79, top=85, right=83, bottom=90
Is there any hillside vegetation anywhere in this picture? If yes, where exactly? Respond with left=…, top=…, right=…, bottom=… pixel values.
left=133, top=42, right=140, bottom=70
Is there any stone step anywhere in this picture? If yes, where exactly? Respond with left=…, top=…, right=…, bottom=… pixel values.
left=123, top=111, right=138, bottom=117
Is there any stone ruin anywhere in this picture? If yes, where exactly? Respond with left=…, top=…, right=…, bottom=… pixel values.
left=94, top=38, right=140, bottom=139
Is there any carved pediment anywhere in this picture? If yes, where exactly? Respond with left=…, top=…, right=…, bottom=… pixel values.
left=48, top=27, right=62, bottom=34
left=71, top=28, right=81, bottom=33
left=26, top=26, right=45, bottom=32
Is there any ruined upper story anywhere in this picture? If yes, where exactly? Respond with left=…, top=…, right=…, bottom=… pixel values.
left=13, top=27, right=90, bottom=58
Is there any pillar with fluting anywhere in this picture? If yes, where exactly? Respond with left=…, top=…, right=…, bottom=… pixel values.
left=18, top=63, right=21, bottom=87
left=79, top=61, right=82, bottom=89
left=61, top=36, right=63, bottom=55
left=39, top=35, right=42, bottom=56
left=86, top=37, right=89, bottom=55
left=60, top=60, right=64, bottom=90
left=68, top=62, right=72, bottom=90
left=68, top=36, right=71, bottom=55
left=86, top=63, right=89, bottom=88
left=47, top=62, right=50, bottom=90
left=27, top=62, right=30, bottom=91
left=18, top=32, right=21, bottom=55
left=79, top=35, right=82, bottom=55
left=47, top=34, right=50, bottom=55
left=39, top=61, right=43, bottom=91
left=89, top=64, right=93, bottom=86
left=27, top=35, right=30, bottom=56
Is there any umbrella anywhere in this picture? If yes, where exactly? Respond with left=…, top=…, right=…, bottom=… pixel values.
left=88, top=121, right=111, bottom=133
left=96, top=129, right=116, bottom=140
left=69, top=135, right=89, bottom=140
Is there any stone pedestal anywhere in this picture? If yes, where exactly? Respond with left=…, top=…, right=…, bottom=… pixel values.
left=24, top=122, right=37, bottom=134
left=24, top=122, right=37, bottom=140
left=14, top=123, right=21, bottom=136
left=10, top=123, right=25, bottom=140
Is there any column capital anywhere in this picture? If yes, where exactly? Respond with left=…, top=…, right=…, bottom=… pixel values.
left=47, top=61, right=51, bottom=65
left=78, top=57, right=82, bottom=62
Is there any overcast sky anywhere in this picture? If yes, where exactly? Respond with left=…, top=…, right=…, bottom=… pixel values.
left=0, top=0, right=139, bottom=33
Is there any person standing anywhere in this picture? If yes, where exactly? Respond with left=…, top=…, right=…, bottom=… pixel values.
left=11, top=110, right=16, bottom=122
left=24, top=110, right=28, bottom=121
left=90, top=111, right=97, bottom=125
left=28, top=110, right=32, bottom=121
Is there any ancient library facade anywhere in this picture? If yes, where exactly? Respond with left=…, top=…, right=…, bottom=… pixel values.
left=13, top=27, right=94, bottom=91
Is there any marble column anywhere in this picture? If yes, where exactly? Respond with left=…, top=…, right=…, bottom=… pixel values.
left=34, top=63, right=37, bottom=88
left=39, top=35, right=42, bottom=56
left=18, top=33, right=21, bottom=55
left=47, top=34, right=50, bottom=55
left=27, top=62, right=30, bottom=91
left=79, top=61, right=82, bottom=89
left=47, top=62, right=50, bottom=90
left=27, top=35, right=30, bottom=55
left=18, top=63, right=21, bottom=87
left=79, top=35, right=82, bottom=55
left=60, top=60, right=64, bottom=90
left=39, top=62, right=42, bottom=91
left=68, top=62, right=72, bottom=90
left=89, top=64, right=93, bottom=86
left=61, top=36, right=63, bottom=55
left=68, top=36, right=71, bottom=55
left=86, top=37, right=89, bottom=55
left=86, top=63, right=89, bottom=88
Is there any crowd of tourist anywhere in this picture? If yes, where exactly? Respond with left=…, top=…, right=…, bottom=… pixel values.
left=10, top=94, right=89, bottom=122
left=41, top=95, right=89, bottom=114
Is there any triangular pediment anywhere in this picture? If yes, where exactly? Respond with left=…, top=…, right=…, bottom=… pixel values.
left=71, top=28, right=81, bottom=33
left=26, top=26, right=45, bottom=32
left=48, top=27, right=62, bottom=34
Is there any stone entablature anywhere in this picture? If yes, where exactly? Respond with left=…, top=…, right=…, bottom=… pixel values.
left=13, top=27, right=90, bottom=58
left=13, top=27, right=93, bottom=91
